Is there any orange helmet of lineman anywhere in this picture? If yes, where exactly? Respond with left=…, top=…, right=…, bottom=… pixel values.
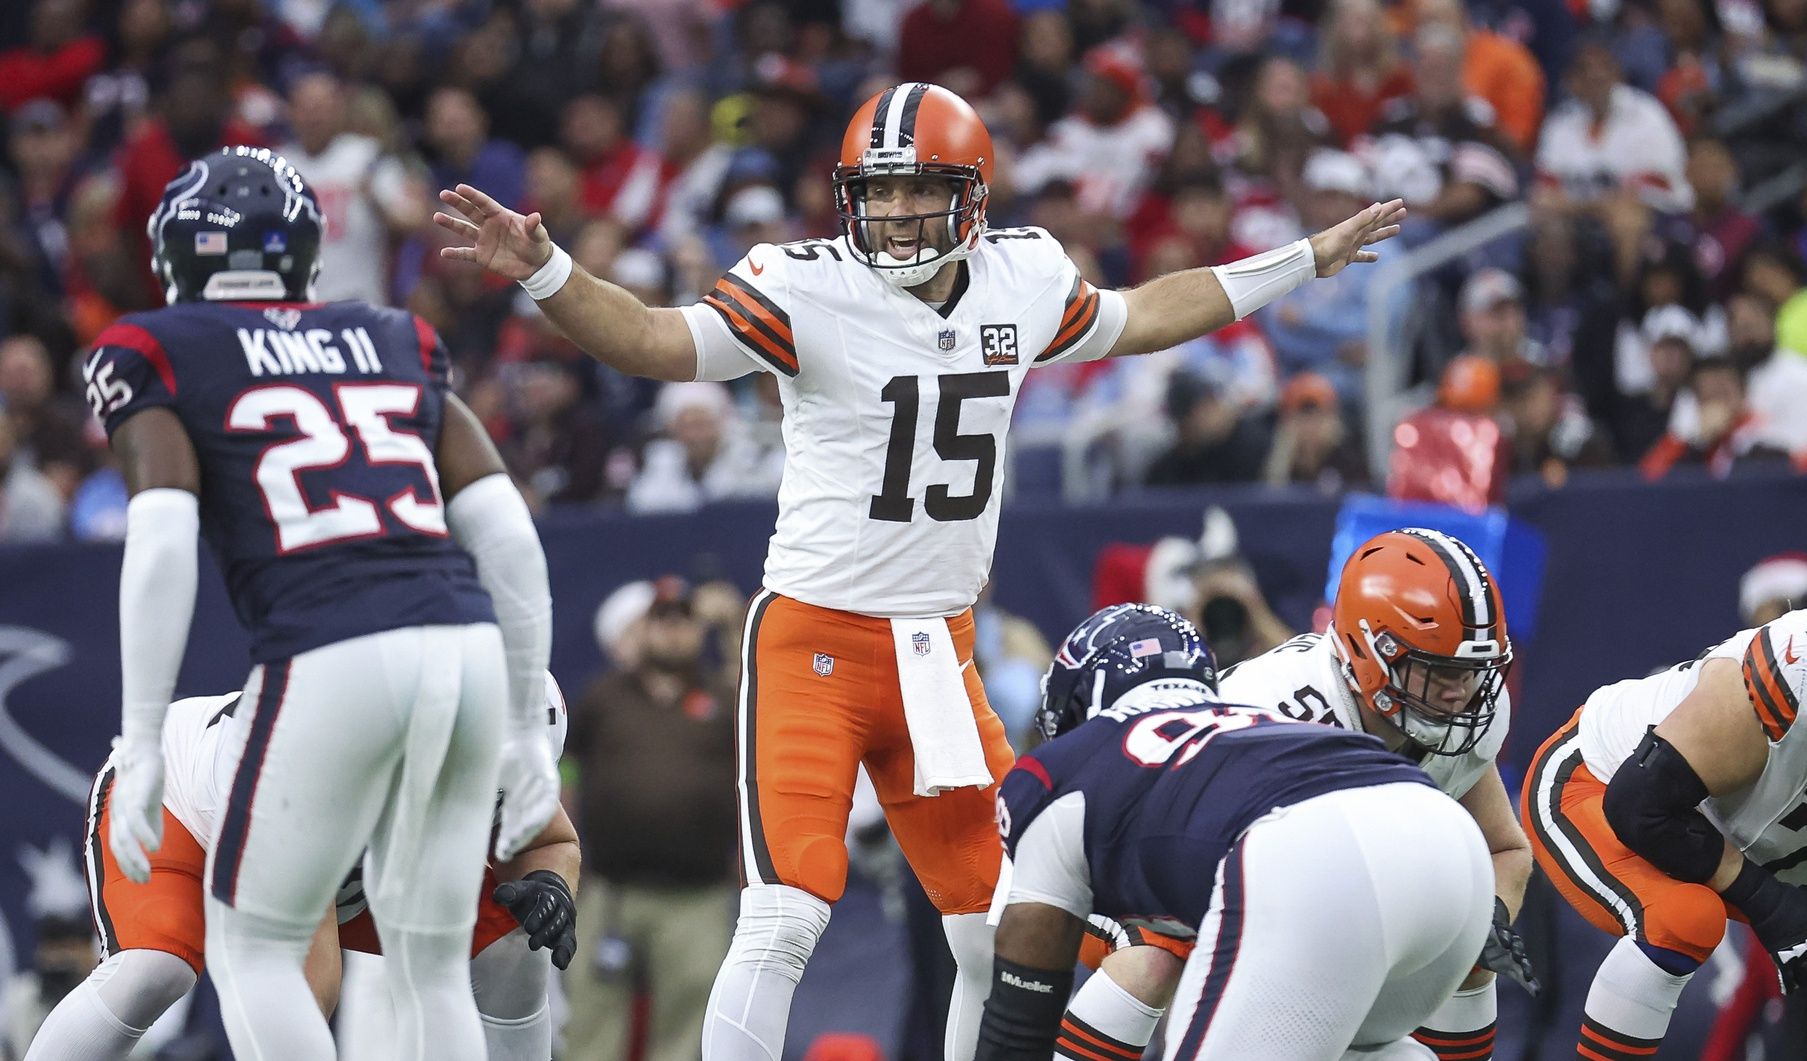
left=833, top=82, right=993, bottom=287
left=1328, top=528, right=1512, bottom=755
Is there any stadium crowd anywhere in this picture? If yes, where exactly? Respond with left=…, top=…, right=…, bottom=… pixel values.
left=2, top=0, right=1807, bottom=540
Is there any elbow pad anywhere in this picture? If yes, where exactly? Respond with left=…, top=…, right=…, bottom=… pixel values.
left=1602, top=729, right=1721, bottom=885
left=974, top=957, right=1074, bottom=1061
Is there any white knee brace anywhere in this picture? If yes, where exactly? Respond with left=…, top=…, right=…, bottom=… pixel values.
left=723, top=885, right=831, bottom=982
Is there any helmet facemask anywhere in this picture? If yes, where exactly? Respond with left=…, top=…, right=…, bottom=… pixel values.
left=833, top=163, right=987, bottom=288
left=1356, top=622, right=1511, bottom=756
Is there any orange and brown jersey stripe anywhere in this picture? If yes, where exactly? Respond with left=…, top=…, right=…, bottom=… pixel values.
left=1413, top=1022, right=1497, bottom=1060
left=703, top=274, right=798, bottom=376
left=1577, top=1016, right=1661, bottom=1060
left=1036, top=275, right=1102, bottom=364
left=1742, top=627, right=1800, bottom=743
left=1055, top=1014, right=1142, bottom=1061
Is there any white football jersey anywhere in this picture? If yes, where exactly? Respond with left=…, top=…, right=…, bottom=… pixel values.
left=680, top=229, right=1128, bottom=617
left=143, top=677, right=569, bottom=852
left=1579, top=609, right=1807, bottom=885
left=280, top=133, right=412, bottom=305
left=1215, top=633, right=1509, bottom=799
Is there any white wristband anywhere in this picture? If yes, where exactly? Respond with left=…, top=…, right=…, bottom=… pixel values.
left=519, top=244, right=573, bottom=301
left=1210, top=238, right=1316, bottom=320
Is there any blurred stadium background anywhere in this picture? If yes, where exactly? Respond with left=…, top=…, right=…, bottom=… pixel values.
left=1, top=0, right=1807, bottom=1057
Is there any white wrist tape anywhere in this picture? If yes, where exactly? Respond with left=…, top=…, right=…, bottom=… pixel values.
left=1210, top=238, right=1316, bottom=320
left=519, top=244, right=574, bottom=301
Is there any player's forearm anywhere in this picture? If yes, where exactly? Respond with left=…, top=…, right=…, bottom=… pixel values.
left=445, top=475, right=551, bottom=734
left=534, top=265, right=694, bottom=381
left=1492, top=846, right=1532, bottom=919
left=499, top=838, right=581, bottom=891
left=118, top=489, right=200, bottom=746
left=1113, top=239, right=1316, bottom=357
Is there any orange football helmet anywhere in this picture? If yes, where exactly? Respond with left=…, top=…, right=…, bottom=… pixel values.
left=833, top=82, right=992, bottom=286
left=1328, top=528, right=1512, bottom=755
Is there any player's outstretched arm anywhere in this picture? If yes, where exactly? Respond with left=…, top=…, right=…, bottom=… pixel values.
left=1107, top=199, right=1407, bottom=358
left=976, top=902, right=1085, bottom=1061
left=437, top=396, right=560, bottom=860
left=491, top=802, right=581, bottom=969
left=108, top=408, right=203, bottom=883
left=436, top=184, right=697, bottom=382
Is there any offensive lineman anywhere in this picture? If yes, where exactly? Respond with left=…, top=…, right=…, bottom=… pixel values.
left=88, top=147, right=559, bottom=1060
left=437, top=81, right=1406, bottom=1060
left=28, top=674, right=578, bottom=1061
left=977, top=604, right=1495, bottom=1059
left=1523, top=607, right=1807, bottom=1058
left=1063, top=530, right=1537, bottom=1061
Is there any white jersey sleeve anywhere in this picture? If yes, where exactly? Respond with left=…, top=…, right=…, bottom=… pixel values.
left=1027, top=239, right=1127, bottom=366
left=1004, top=790, right=1093, bottom=918
left=680, top=244, right=797, bottom=382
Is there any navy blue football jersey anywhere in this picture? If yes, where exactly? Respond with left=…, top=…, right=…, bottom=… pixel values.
left=997, top=686, right=1432, bottom=936
left=87, top=300, right=493, bottom=661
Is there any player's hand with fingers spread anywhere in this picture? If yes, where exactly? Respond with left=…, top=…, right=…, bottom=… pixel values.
left=1309, top=198, right=1408, bottom=278
left=107, top=735, right=165, bottom=884
left=435, top=184, right=553, bottom=281
left=494, top=733, right=559, bottom=863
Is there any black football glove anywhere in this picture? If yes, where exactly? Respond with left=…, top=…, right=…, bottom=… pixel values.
left=1477, top=896, right=1540, bottom=996
left=492, top=870, right=577, bottom=970
left=1723, top=862, right=1807, bottom=994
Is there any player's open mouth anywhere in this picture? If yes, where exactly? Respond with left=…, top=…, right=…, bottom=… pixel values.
left=886, top=236, right=922, bottom=256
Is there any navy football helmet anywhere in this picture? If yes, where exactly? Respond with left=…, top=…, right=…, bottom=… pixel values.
left=1035, top=604, right=1217, bottom=740
left=148, top=146, right=323, bottom=304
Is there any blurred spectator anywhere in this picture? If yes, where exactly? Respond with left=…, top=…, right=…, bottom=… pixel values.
left=655, top=88, right=732, bottom=244
left=897, top=0, right=1020, bottom=99
left=1746, top=291, right=1807, bottom=456
left=1194, top=552, right=1294, bottom=668
left=1456, top=268, right=1547, bottom=366
left=1143, top=370, right=1270, bottom=486
left=1640, top=352, right=1790, bottom=477
left=563, top=576, right=738, bottom=1061
left=1501, top=359, right=1616, bottom=486
left=1535, top=39, right=1693, bottom=214
left=1310, top=0, right=1415, bottom=146
left=1739, top=552, right=1807, bottom=627
left=426, top=86, right=525, bottom=212
left=562, top=94, right=671, bottom=236
left=713, top=184, right=794, bottom=266
left=1361, top=25, right=1518, bottom=230
left=1612, top=247, right=1727, bottom=400
left=280, top=70, right=428, bottom=305
left=1016, top=46, right=1175, bottom=220
left=2, top=911, right=94, bottom=1055
left=1227, top=56, right=1327, bottom=202
left=501, top=353, right=622, bottom=507
left=627, top=381, right=783, bottom=513
left=9, top=99, right=80, bottom=303
left=1387, top=355, right=1510, bottom=510
left=1610, top=306, right=1701, bottom=462
left=112, top=42, right=268, bottom=306
left=1262, top=372, right=1369, bottom=492
left=523, top=146, right=588, bottom=246
left=0, top=0, right=104, bottom=113
left=1414, top=0, right=1547, bottom=154
left=1258, top=150, right=1408, bottom=398
left=1683, top=137, right=1761, bottom=298
left=0, top=334, right=90, bottom=496
left=1012, top=11, right=1074, bottom=130
left=0, top=407, right=63, bottom=542
left=971, top=585, right=1052, bottom=744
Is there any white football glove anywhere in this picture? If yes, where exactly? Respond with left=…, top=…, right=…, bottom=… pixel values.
left=107, top=737, right=164, bottom=884
left=494, top=733, right=559, bottom=863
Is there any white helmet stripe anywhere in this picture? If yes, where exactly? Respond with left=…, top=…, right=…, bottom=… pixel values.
left=882, top=82, right=918, bottom=151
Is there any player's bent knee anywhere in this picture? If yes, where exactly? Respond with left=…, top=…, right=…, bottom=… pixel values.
left=1639, top=889, right=1726, bottom=963
left=1097, top=945, right=1184, bottom=1008
left=724, top=884, right=831, bottom=980
left=93, top=950, right=199, bottom=1030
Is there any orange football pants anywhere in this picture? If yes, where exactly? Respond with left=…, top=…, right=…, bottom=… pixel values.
left=735, top=591, right=1015, bottom=913
left=88, top=767, right=209, bottom=973
left=1521, top=709, right=1739, bottom=962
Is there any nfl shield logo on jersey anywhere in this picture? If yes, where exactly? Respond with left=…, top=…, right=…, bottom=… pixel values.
left=262, top=307, right=302, bottom=331
left=813, top=652, right=835, bottom=677
left=937, top=328, right=956, bottom=351
left=912, top=632, right=932, bottom=656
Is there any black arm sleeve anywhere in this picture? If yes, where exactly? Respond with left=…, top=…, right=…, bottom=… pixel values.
left=1601, top=728, right=1722, bottom=884
left=973, top=957, right=1075, bottom=1061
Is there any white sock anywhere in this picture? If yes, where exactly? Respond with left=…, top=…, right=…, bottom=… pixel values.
left=481, top=1002, right=551, bottom=1060
left=1062, top=972, right=1162, bottom=1060
left=1580, top=936, right=1694, bottom=1056
left=1412, top=980, right=1496, bottom=1059
left=25, top=948, right=199, bottom=1060
left=942, top=912, right=995, bottom=1061
left=206, top=902, right=338, bottom=1061
left=701, top=885, right=831, bottom=1061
